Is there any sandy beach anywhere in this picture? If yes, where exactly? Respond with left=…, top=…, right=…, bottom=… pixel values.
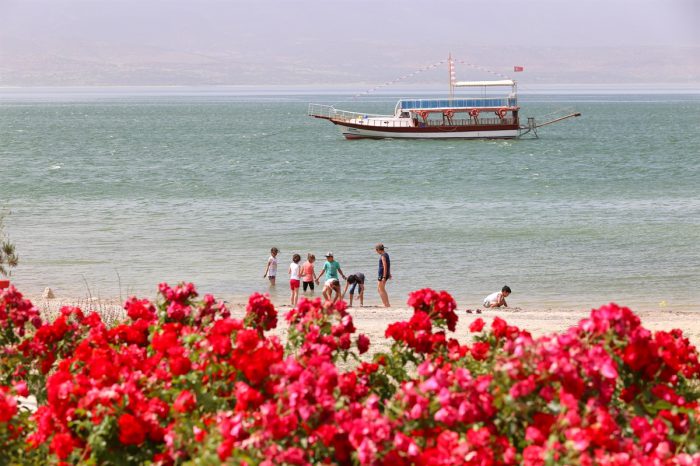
left=276, top=304, right=700, bottom=350
left=30, top=294, right=700, bottom=349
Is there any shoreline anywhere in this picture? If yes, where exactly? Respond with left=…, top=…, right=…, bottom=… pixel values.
left=24, top=289, right=697, bottom=315
left=26, top=293, right=700, bottom=348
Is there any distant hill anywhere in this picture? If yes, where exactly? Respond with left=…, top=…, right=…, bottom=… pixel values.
left=1, top=0, right=697, bottom=87
left=1, top=35, right=698, bottom=87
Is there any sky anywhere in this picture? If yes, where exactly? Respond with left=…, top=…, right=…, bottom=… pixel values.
left=0, top=0, right=698, bottom=86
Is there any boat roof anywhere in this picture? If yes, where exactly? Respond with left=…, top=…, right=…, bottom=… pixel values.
left=454, top=79, right=515, bottom=87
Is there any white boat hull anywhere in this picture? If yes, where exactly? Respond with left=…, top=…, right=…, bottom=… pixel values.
left=338, top=124, right=519, bottom=140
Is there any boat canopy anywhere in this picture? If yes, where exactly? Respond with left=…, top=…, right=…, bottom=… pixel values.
left=398, top=97, right=518, bottom=110
left=454, top=80, right=515, bottom=87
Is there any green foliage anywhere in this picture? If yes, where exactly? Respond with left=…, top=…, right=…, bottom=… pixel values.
left=0, top=209, right=19, bottom=278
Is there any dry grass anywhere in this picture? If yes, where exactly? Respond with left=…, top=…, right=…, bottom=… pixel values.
left=36, top=298, right=127, bottom=327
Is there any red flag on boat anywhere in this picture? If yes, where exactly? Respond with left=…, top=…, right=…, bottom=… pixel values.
left=513, top=66, right=524, bottom=72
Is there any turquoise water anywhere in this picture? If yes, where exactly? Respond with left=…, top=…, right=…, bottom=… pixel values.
left=1, top=91, right=699, bottom=310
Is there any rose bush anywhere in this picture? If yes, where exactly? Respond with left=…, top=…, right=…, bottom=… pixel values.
left=0, top=283, right=698, bottom=465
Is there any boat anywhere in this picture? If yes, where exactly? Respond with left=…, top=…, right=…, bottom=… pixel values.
left=308, top=56, right=580, bottom=140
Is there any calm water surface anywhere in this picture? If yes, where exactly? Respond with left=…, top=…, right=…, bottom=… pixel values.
left=1, top=90, right=699, bottom=310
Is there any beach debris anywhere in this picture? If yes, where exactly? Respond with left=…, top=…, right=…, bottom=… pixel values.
left=42, top=287, right=55, bottom=299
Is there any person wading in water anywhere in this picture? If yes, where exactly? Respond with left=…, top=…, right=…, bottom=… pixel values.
left=375, top=243, right=391, bottom=307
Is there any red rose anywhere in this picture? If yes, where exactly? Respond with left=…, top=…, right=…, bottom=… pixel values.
left=245, top=293, right=278, bottom=331
left=49, top=432, right=75, bottom=460
left=385, top=321, right=409, bottom=342
left=338, top=333, right=351, bottom=350
left=314, top=424, right=337, bottom=446
left=208, top=333, right=231, bottom=355
left=13, top=381, right=29, bottom=397
left=471, top=341, right=490, bottom=361
left=509, top=376, right=536, bottom=399
left=236, top=329, right=260, bottom=352
left=357, top=362, right=380, bottom=375
left=166, top=301, right=191, bottom=321
left=234, top=382, right=263, bottom=412
left=151, top=328, right=179, bottom=353
left=522, top=445, right=545, bottom=465
left=173, top=390, right=197, bottom=413
left=469, top=318, right=485, bottom=333
left=409, top=311, right=432, bottom=332
left=169, top=355, right=192, bottom=376
left=124, top=297, right=156, bottom=321
left=491, top=317, right=508, bottom=338
left=357, top=334, right=370, bottom=354
left=0, top=390, right=18, bottom=422
left=118, top=413, right=146, bottom=445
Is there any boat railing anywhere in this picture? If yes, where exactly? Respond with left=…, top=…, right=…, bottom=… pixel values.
left=308, top=104, right=387, bottom=122
left=351, top=119, right=414, bottom=128
left=308, top=103, right=335, bottom=119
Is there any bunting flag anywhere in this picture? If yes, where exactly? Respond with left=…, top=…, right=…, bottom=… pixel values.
left=353, top=60, right=446, bottom=99
left=454, top=59, right=512, bottom=80
left=352, top=57, right=515, bottom=100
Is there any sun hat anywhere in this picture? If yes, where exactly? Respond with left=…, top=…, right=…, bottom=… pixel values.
left=325, top=251, right=334, bottom=257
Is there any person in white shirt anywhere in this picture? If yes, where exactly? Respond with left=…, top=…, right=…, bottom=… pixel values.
left=288, top=254, right=302, bottom=306
left=322, top=278, right=341, bottom=304
left=263, top=247, right=279, bottom=286
left=483, top=286, right=512, bottom=308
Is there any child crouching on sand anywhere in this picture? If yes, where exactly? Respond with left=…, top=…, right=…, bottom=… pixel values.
left=288, top=254, right=302, bottom=306
left=483, top=285, right=511, bottom=308
left=343, top=273, right=365, bottom=307
left=322, top=278, right=341, bottom=303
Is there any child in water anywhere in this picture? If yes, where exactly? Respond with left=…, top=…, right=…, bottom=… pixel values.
left=375, top=243, right=391, bottom=307
left=301, top=254, right=317, bottom=294
left=288, top=254, right=302, bottom=306
left=263, top=247, right=279, bottom=286
left=317, top=252, right=346, bottom=284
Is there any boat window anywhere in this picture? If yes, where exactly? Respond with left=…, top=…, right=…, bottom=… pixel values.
left=400, top=97, right=514, bottom=110
left=399, top=112, right=410, bottom=118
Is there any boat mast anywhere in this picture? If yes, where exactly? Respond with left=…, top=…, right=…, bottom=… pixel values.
left=448, top=53, right=455, bottom=100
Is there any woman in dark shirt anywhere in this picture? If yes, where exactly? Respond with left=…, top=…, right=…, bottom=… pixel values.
left=375, top=243, right=391, bottom=307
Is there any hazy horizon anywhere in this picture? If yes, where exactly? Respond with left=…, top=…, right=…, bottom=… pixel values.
left=1, top=0, right=698, bottom=87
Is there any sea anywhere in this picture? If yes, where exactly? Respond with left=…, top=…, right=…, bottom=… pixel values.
left=1, top=87, right=699, bottom=311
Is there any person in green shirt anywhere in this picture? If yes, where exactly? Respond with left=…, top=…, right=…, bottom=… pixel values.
left=316, top=252, right=347, bottom=285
